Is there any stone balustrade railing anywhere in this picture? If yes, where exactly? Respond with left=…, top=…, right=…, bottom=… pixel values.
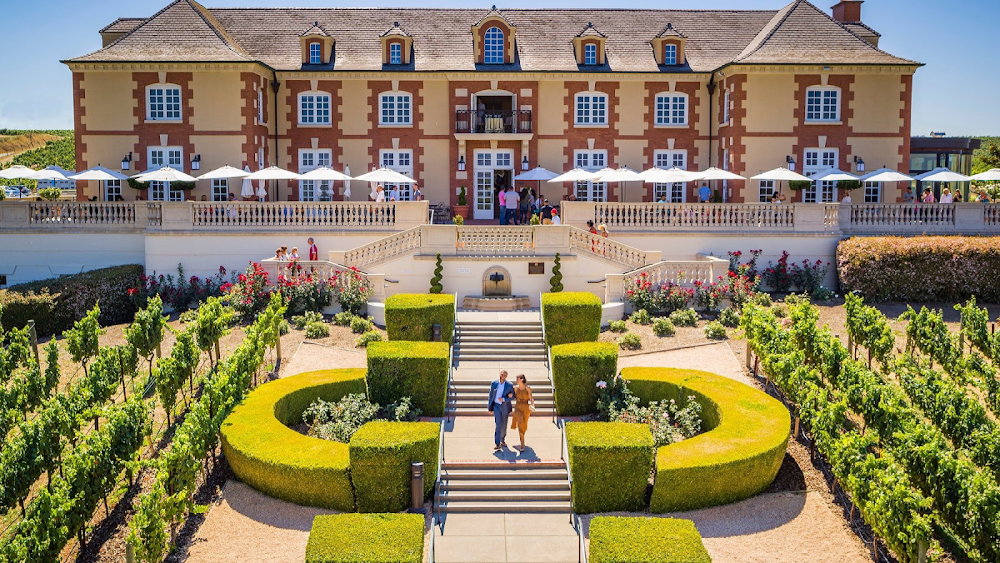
left=258, top=258, right=387, bottom=301
left=604, top=254, right=730, bottom=303
left=568, top=227, right=650, bottom=270
left=0, top=200, right=428, bottom=231
left=341, top=227, right=422, bottom=270
left=589, top=201, right=799, bottom=231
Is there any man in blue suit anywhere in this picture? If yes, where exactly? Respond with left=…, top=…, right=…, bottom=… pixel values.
left=488, top=370, right=515, bottom=451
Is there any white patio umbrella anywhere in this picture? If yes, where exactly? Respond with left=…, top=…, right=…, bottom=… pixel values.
left=353, top=167, right=417, bottom=184
left=256, top=183, right=267, bottom=200
left=343, top=164, right=352, bottom=198
left=547, top=168, right=600, bottom=183
left=0, top=165, right=38, bottom=180
left=914, top=167, right=971, bottom=183
left=640, top=167, right=702, bottom=183
left=245, top=165, right=301, bottom=181
left=298, top=166, right=353, bottom=181
left=695, top=167, right=747, bottom=181
left=240, top=165, right=255, bottom=199
left=514, top=166, right=558, bottom=202
left=860, top=168, right=913, bottom=183
left=134, top=167, right=197, bottom=183
left=197, top=165, right=250, bottom=181
left=970, top=168, right=1000, bottom=182
left=69, top=165, right=128, bottom=181
left=810, top=168, right=859, bottom=182
left=32, top=166, right=70, bottom=182
left=751, top=167, right=813, bottom=182
left=596, top=166, right=643, bottom=202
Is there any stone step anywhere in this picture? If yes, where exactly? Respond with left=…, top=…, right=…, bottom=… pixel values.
left=448, top=390, right=553, bottom=399
left=437, top=500, right=572, bottom=513
left=442, top=460, right=566, bottom=470
left=445, top=407, right=555, bottom=416
left=437, top=490, right=572, bottom=502
left=457, top=321, right=541, bottom=327
left=454, top=354, right=548, bottom=361
left=440, top=480, right=570, bottom=491
left=455, top=335, right=545, bottom=343
left=456, top=326, right=542, bottom=333
left=450, top=383, right=552, bottom=391
left=441, top=469, right=568, bottom=480
left=447, top=401, right=555, bottom=410
left=455, top=341, right=546, bottom=349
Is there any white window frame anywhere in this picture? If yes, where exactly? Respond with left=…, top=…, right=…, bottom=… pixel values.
left=652, top=150, right=688, bottom=202
left=257, top=87, right=265, bottom=124
left=654, top=93, right=688, bottom=126
left=212, top=179, right=229, bottom=202
left=664, top=44, right=677, bottom=66
left=758, top=180, right=775, bottom=203
left=389, top=43, right=402, bottom=65
left=484, top=27, right=505, bottom=64
left=722, top=89, right=730, bottom=125
left=258, top=148, right=265, bottom=169
left=146, top=84, right=181, bottom=121
left=298, top=91, right=332, bottom=125
left=379, top=92, right=412, bottom=126
left=575, top=92, right=608, bottom=126
left=104, top=179, right=122, bottom=201
left=309, top=42, right=322, bottom=64
left=147, top=146, right=184, bottom=202
left=863, top=181, right=881, bottom=203
left=805, top=86, right=840, bottom=123
left=380, top=149, right=414, bottom=201
left=803, top=148, right=838, bottom=203
left=298, top=148, right=333, bottom=201
left=584, top=43, right=597, bottom=65
left=573, top=149, right=608, bottom=201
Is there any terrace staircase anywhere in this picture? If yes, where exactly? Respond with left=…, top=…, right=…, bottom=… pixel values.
left=452, top=319, right=548, bottom=363
left=436, top=460, right=572, bottom=513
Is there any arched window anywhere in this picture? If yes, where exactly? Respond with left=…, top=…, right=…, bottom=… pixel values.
left=147, top=84, right=182, bottom=120
left=805, top=86, right=840, bottom=122
left=299, top=91, right=332, bottom=125
left=309, top=42, right=322, bottom=64
left=584, top=43, right=597, bottom=65
left=484, top=27, right=505, bottom=64
left=654, top=93, right=688, bottom=126
left=664, top=44, right=678, bottom=65
left=389, top=42, right=402, bottom=64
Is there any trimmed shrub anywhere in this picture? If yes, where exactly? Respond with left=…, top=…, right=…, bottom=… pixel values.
left=589, top=517, right=711, bottom=563
left=5, top=264, right=143, bottom=335
left=367, top=341, right=449, bottom=417
left=350, top=316, right=374, bottom=334
left=306, top=513, right=424, bottom=563
left=429, top=254, right=443, bottom=294
left=838, top=236, right=1000, bottom=302
left=617, top=333, right=642, bottom=350
left=384, top=293, right=455, bottom=343
left=355, top=330, right=384, bottom=348
left=629, top=308, right=651, bottom=325
left=669, top=308, right=698, bottom=327
left=542, top=292, right=602, bottom=346
left=608, top=320, right=627, bottom=333
left=621, top=367, right=789, bottom=512
left=703, top=321, right=727, bottom=340
left=752, top=292, right=773, bottom=307
left=220, top=369, right=367, bottom=510
left=565, top=423, right=654, bottom=513
left=551, top=342, right=618, bottom=416
left=652, top=318, right=676, bottom=337
left=550, top=253, right=564, bottom=292
left=349, top=421, right=440, bottom=512
left=718, top=307, right=740, bottom=328
left=0, top=290, right=59, bottom=335
left=292, top=311, right=324, bottom=329
left=333, top=311, right=356, bottom=326
left=305, top=322, right=330, bottom=339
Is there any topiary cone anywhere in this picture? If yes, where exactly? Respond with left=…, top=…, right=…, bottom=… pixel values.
left=550, top=253, right=564, bottom=292
left=429, top=253, right=443, bottom=294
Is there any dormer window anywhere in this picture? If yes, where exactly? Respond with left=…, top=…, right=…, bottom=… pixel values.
left=299, top=21, right=334, bottom=67
left=573, top=23, right=607, bottom=66
left=309, top=43, right=322, bottom=64
left=380, top=22, right=413, bottom=66
left=484, top=27, right=504, bottom=64
left=664, top=44, right=677, bottom=65
left=584, top=44, right=597, bottom=65
left=390, top=43, right=402, bottom=64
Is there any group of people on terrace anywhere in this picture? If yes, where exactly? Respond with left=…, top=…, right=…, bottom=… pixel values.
left=897, top=186, right=992, bottom=204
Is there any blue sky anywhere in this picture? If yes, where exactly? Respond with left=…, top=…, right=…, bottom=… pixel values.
left=0, top=0, right=995, bottom=135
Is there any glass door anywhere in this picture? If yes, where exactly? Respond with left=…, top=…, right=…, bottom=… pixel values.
left=474, top=171, right=493, bottom=220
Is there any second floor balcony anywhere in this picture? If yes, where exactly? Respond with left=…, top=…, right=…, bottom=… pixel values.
left=455, top=109, right=533, bottom=137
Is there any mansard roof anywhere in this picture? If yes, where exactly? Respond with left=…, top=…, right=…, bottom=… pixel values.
left=99, top=18, right=145, bottom=35
left=69, top=1, right=918, bottom=71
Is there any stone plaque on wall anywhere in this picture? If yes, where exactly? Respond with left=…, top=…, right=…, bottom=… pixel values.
left=528, top=262, right=544, bottom=275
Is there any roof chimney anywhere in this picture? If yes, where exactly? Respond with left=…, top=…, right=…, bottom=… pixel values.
left=831, top=0, right=863, bottom=23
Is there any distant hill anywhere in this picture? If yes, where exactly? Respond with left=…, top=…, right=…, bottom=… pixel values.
left=974, top=136, right=999, bottom=174
left=0, top=130, right=75, bottom=188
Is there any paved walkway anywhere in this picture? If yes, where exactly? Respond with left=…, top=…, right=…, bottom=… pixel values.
left=434, top=513, right=579, bottom=563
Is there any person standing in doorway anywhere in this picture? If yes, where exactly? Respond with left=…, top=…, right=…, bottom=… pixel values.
left=505, top=186, right=520, bottom=225
left=488, top=370, right=515, bottom=451
left=307, top=237, right=319, bottom=261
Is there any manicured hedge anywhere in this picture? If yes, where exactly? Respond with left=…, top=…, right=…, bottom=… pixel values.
left=366, top=341, right=449, bottom=417
left=621, top=367, right=789, bottom=512
left=566, top=422, right=654, bottom=513
left=349, top=421, right=440, bottom=513
left=385, top=293, right=455, bottom=343
left=838, top=236, right=1000, bottom=302
left=589, top=517, right=711, bottom=563
left=551, top=342, right=617, bottom=416
left=305, top=513, right=424, bottom=563
left=0, top=290, right=58, bottom=335
left=220, top=369, right=367, bottom=511
left=3, top=264, right=143, bottom=335
left=542, top=292, right=601, bottom=346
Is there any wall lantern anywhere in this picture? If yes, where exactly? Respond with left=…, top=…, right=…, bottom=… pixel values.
left=785, top=155, right=796, bottom=172
left=121, top=152, right=132, bottom=171
left=522, top=156, right=529, bottom=171
left=191, top=154, right=202, bottom=171
left=854, top=156, right=865, bottom=173
left=458, top=155, right=466, bottom=171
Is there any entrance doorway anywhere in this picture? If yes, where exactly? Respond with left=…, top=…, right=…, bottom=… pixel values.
left=482, top=266, right=512, bottom=296
left=473, top=150, right=514, bottom=220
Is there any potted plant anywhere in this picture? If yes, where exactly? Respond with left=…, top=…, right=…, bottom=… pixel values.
left=453, top=186, right=470, bottom=220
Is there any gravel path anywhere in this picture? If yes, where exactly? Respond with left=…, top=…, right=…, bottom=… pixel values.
left=580, top=491, right=871, bottom=563
left=617, top=341, right=753, bottom=386
left=278, top=340, right=367, bottom=378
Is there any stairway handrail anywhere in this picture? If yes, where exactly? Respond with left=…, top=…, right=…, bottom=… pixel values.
left=540, top=292, right=557, bottom=425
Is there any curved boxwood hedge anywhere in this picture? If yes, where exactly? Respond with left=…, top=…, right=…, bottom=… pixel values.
left=551, top=342, right=618, bottom=416
left=565, top=422, right=654, bottom=513
left=306, top=513, right=424, bottom=563
left=385, top=293, right=455, bottom=343
left=349, top=421, right=440, bottom=513
left=367, top=341, right=449, bottom=417
left=220, top=369, right=367, bottom=511
left=542, top=292, right=601, bottom=346
left=621, top=367, right=790, bottom=512
left=589, top=517, right=711, bottom=563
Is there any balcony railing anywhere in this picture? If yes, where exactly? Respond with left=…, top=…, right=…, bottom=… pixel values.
left=455, top=109, right=533, bottom=134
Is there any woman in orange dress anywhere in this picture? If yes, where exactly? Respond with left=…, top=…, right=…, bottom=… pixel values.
left=510, top=374, right=535, bottom=451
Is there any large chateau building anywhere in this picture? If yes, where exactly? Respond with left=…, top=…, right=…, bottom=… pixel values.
left=65, top=0, right=919, bottom=216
